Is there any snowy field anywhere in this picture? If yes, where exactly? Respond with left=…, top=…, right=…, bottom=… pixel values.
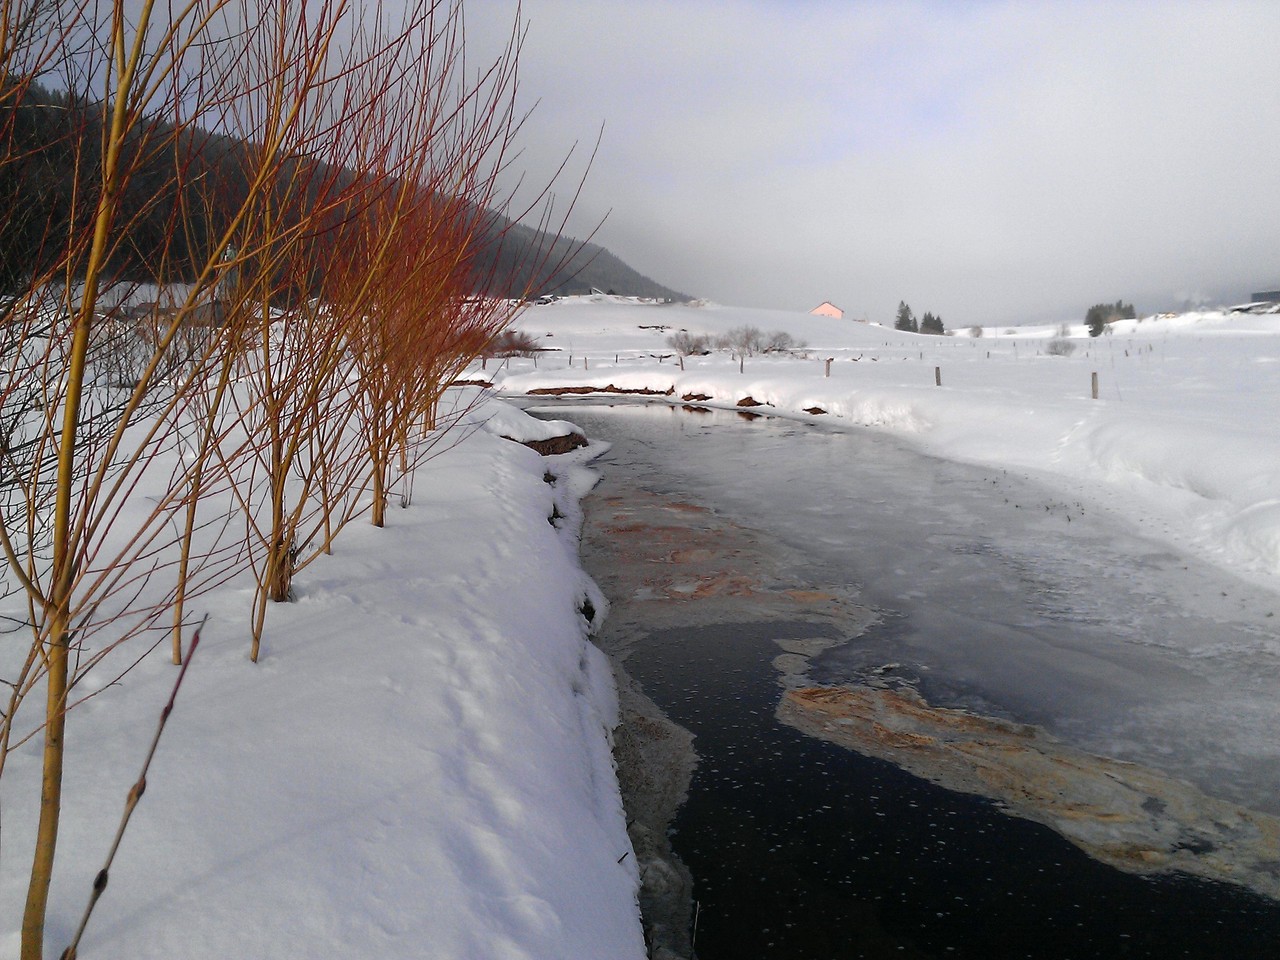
left=3, top=294, right=1277, bottom=958
left=496, top=297, right=1280, bottom=594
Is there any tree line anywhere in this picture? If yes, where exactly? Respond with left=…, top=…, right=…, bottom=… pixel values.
left=894, top=301, right=945, bottom=335
left=1085, top=300, right=1136, bottom=337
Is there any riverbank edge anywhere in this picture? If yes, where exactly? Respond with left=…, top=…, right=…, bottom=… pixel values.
left=542, top=434, right=700, bottom=960
left=608, top=657, right=698, bottom=960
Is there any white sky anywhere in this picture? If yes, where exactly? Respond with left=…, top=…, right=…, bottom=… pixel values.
left=465, top=0, right=1280, bottom=326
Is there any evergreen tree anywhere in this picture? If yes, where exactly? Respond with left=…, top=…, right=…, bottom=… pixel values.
left=920, top=311, right=945, bottom=335
left=1085, top=299, right=1135, bottom=337
left=894, top=301, right=917, bottom=333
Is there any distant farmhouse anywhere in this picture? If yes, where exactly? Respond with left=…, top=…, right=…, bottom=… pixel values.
left=1251, top=290, right=1280, bottom=304
left=809, top=301, right=844, bottom=320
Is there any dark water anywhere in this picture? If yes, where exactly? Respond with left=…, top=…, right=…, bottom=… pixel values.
left=627, top=622, right=1280, bottom=959
left=542, top=401, right=1280, bottom=959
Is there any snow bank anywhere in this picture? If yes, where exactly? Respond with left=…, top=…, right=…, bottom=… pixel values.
left=0, top=400, right=643, bottom=960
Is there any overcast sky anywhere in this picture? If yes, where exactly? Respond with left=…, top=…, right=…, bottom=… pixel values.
left=462, top=0, right=1280, bottom=326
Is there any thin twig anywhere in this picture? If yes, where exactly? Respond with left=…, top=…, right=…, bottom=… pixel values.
left=60, top=613, right=208, bottom=960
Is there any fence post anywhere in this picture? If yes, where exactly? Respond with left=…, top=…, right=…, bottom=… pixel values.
left=934, top=366, right=941, bottom=387
left=1091, top=371, right=1099, bottom=400
left=824, top=358, right=832, bottom=377
left=679, top=354, right=684, bottom=371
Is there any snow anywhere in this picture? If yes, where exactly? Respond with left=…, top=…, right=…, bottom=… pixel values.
left=495, top=296, right=1280, bottom=591
left=0, top=401, right=642, bottom=960
left=3, top=293, right=1278, bottom=958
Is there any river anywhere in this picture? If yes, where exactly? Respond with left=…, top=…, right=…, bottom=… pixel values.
left=534, top=400, right=1280, bottom=959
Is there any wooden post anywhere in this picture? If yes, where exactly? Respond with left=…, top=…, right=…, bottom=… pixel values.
left=1091, top=371, right=1099, bottom=400
left=584, top=357, right=589, bottom=370
left=824, top=357, right=832, bottom=377
left=934, top=366, right=941, bottom=387
left=679, top=354, right=684, bottom=371
left=481, top=356, right=487, bottom=370
left=739, top=356, right=744, bottom=374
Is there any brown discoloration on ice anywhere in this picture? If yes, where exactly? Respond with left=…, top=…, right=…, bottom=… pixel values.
left=587, top=489, right=870, bottom=621
left=782, top=589, right=841, bottom=604
left=663, top=502, right=709, bottom=514
left=779, top=684, right=1280, bottom=900
left=668, top=548, right=715, bottom=563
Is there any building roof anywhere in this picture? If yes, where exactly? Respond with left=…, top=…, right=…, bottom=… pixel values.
left=810, top=301, right=843, bottom=317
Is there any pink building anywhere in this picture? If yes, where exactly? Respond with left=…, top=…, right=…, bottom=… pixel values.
left=809, top=301, right=844, bottom=320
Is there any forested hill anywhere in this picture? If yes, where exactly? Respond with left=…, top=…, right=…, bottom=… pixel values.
left=1, top=80, right=689, bottom=304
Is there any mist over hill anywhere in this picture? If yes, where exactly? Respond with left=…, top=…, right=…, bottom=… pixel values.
left=478, top=218, right=691, bottom=302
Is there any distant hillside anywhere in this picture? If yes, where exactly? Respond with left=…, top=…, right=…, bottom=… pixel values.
left=478, top=218, right=690, bottom=302
left=1, top=79, right=690, bottom=304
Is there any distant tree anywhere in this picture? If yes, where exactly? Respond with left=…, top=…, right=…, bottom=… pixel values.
left=667, top=330, right=710, bottom=355
left=968, top=325, right=983, bottom=338
left=1085, top=300, right=1135, bottom=337
left=894, top=301, right=917, bottom=333
left=920, top=311, right=945, bottom=335
left=1046, top=338, right=1076, bottom=356
left=719, top=324, right=765, bottom=356
left=483, top=330, right=541, bottom=357
left=763, top=330, right=806, bottom=352
left=1047, top=323, right=1076, bottom=355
